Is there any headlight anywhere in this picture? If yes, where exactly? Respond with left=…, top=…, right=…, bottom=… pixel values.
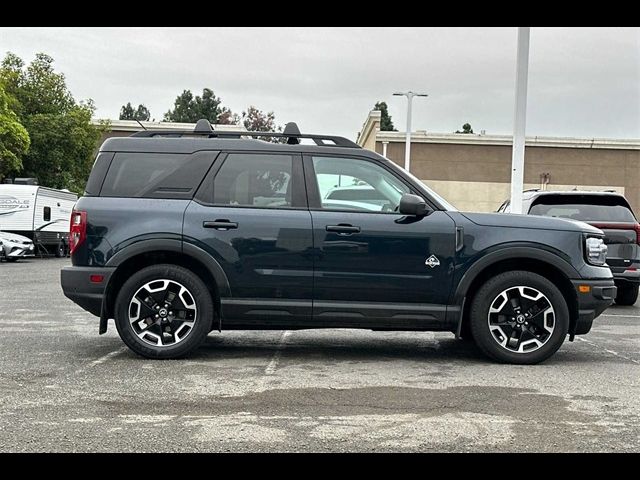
left=585, top=237, right=608, bottom=266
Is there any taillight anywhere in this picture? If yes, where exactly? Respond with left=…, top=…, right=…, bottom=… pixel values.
left=590, top=222, right=640, bottom=245
left=69, top=210, right=87, bottom=254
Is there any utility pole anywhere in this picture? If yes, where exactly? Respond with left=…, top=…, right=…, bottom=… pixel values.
left=393, top=91, right=428, bottom=172
left=510, top=27, right=531, bottom=214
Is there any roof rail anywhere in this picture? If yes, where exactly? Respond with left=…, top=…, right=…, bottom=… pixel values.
left=130, top=119, right=361, bottom=148
left=523, top=188, right=540, bottom=193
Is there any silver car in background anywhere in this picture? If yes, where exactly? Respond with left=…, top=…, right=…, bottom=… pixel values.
left=0, top=231, right=35, bottom=262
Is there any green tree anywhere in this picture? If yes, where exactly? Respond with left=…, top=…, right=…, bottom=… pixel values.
left=0, top=52, right=103, bottom=194
left=119, top=102, right=150, bottom=121
left=455, top=123, right=474, bottom=134
left=164, top=88, right=226, bottom=123
left=374, top=101, right=396, bottom=131
left=0, top=83, right=30, bottom=180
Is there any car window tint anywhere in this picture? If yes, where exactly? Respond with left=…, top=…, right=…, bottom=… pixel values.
left=101, top=152, right=213, bottom=199
left=312, top=156, right=409, bottom=213
left=213, top=154, right=293, bottom=208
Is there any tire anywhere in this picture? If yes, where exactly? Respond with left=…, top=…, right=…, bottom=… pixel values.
left=5, top=257, right=18, bottom=263
left=114, top=264, right=214, bottom=359
left=55, top=241, right=65, bottom=258
left=615, top=283, right=639, bottom=306
left=469, top=271, right=569, bottom=364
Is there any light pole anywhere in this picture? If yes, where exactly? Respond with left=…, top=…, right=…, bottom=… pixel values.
left=393, top=91, right=428, bottom=172
left=509, top=27, right=531, bottom=214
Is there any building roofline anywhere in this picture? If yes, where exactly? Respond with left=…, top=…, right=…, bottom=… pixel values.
left=92, top=118, right=247, bottom=132
left=375, top=130, right=640, bottom=150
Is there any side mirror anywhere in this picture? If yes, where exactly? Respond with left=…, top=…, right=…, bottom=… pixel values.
left=399, top=194, right=430, bottom=216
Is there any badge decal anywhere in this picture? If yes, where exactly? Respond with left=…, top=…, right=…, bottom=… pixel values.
left=425, top=255, right=440, bottom=268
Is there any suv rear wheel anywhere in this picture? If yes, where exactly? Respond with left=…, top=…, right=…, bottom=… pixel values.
left=114, top=264, right=214, bottom=359
left=615, top=283, right=639, bottom=306
left=469, top=271, right=569, bottom=364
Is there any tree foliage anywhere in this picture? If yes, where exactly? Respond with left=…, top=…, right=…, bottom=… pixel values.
left=120, top=102, right=150, bottom=121
left=0, top=52, right=103, bottom=194
left=242, top=105, right=279, bottom=132
left=456, top=123, right=474, bottom=134
left=0, top=83, right=30, bottom=179
left=374, top=101, right=396, bottom=131
left=217, top=109, right=240, bottom=125
left=164, top=88, right=228, bottom=123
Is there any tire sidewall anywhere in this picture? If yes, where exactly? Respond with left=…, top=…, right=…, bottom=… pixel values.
left=114, top=264, right=214, bottom=359
left=470, top=271, right=569, bottom=364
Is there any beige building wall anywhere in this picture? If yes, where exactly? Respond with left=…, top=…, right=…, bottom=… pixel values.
left=357, top=109, right=640, bottom=214
left=422, top=180, right=625, bottom=213
left=379, top=141, right=640, bottom=213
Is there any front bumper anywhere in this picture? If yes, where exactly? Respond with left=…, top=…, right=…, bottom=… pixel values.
left=571, top=278, right=617, bottom=336
left=60, top=266, right=115, bottom=317
left=4, top=243, right=35, bottom=258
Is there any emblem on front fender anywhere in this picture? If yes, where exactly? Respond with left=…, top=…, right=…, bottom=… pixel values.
left=425, top=255, right=440, bottom=268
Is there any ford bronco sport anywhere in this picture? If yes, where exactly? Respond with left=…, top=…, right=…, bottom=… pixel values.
left=61, top=120, right=616, bottom=364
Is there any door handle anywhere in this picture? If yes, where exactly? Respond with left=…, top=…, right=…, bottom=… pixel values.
left=203, top=220, right=238, bottom=230
left=326, top=224, right=361, bottom=235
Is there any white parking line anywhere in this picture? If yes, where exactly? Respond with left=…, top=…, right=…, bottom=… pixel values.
left=601, top=313, right=640, bottom=318
left=264, top=331, right=291, bottom=375
left=576, top=337, right=640, bottom=365
left=74, top=347, right=128, bottom=375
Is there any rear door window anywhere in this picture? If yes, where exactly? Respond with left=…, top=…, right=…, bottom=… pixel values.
left=212, top=153, right=300, bottom=208
left=100, top=151, right=216, bottom=199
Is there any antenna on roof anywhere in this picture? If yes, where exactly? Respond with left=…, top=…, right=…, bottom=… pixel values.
left=135, top=119, right=147, bottom=131
left=283, top=122, right=301, bottom=144
left=194, top=119, right=214, bottom=134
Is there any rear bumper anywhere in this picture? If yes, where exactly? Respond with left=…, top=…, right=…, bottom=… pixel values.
left=60, top=266, right=115, bottom=317
left=610, top=265, right=640, bottom=284
left=571, top=279, right=617, bottom=336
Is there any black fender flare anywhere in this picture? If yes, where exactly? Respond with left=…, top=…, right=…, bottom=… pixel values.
left=451, top=245, right=579, bottom=337
left=99, top=239, right=231, bottom=333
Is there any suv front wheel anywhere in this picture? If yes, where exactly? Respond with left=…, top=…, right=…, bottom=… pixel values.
left=469, top=271, right=569, bottom=364
left=114, top=264, right=214, bottom=359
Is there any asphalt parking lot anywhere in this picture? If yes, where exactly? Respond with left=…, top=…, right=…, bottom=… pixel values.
left=1, top=258, right=638, bottom=452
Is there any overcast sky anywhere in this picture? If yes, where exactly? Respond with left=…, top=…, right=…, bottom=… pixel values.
left=1, top=27, right=638, bottom=140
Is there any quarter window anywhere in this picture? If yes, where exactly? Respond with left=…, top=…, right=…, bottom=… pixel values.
left=213, top=154, right=293, bottom=208
left=100, top=152, right=214, bottom=198
left=311, top=156, right=409, bottom=213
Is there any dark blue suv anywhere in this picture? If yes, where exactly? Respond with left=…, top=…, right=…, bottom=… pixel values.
left=61, top=120, right=616, bottom=364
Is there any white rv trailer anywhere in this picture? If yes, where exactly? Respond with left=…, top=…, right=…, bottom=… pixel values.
left=0, top=184, right=77, bottom=256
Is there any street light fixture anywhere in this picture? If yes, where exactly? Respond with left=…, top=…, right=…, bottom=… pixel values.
left=393, top=91, right=428, bottom=172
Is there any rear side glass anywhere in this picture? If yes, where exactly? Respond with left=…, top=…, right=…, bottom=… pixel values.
left=100, top=151, right=216, bottom=199
left=85, top=152, right=114, bottom=196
